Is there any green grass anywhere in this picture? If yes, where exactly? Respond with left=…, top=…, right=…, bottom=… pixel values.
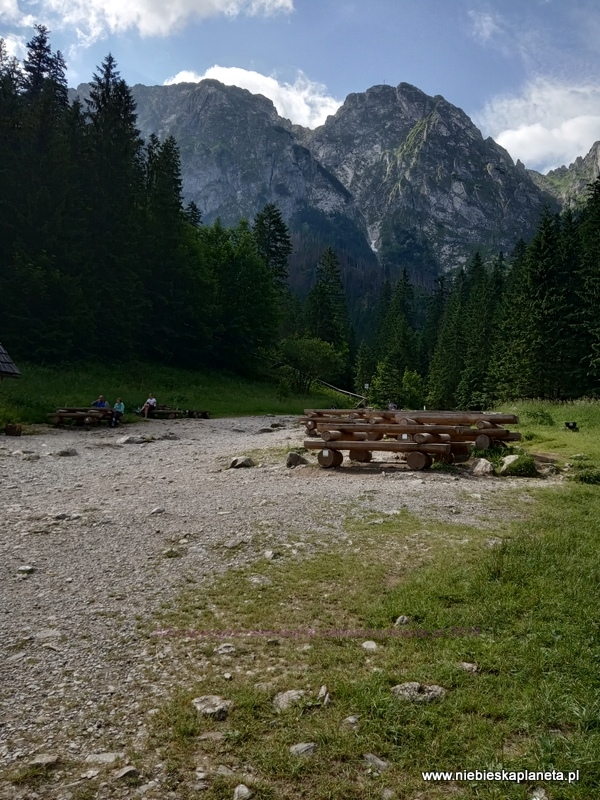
left=141, top=471, right=600, bottom=798
left=502, top=399, right=600, bottom=464
left=0, top=362, right=352, bottom=425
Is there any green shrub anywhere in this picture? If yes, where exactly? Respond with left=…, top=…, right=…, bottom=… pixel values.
left=522, top=408, right=555, bottom=426
left=570, top=468, right=600, bottom=485
left=502, top=454, right=538, bottom=477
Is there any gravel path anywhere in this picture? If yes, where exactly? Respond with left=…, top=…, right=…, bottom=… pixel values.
left=0, top=416, right=555, bottom=798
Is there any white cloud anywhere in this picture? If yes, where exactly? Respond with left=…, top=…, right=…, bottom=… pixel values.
left=164, top=65, right=342, bottom=128
left=468, top=9, right=503, bottom=43
left=2, top=0, right=293, bottom=41
left=474, top=78, right=600, bottom=172
left=1, top=32, right=26, bottom=58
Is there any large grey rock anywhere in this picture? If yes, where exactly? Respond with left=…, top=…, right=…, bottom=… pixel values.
left=233, top=786, right=253, bottom=800
left=274, top=689, right=305, bottom=712
left=85, top=752, right=125, bottom=765
left=229, top=457, right=256, bottom=469
left=471, top=458, right=494, bottom=476
left=391, top=682, right=446, bottom=702
left=286, top=451, right=309, bottom=468
left=289, top=742, right=316, bottom=757
left=364, top=753, right=389, bottom=771
left=192, top=695, right=232, bottom=720
left=500, top=454, right=520, bottom=474
left=29, top=754, right=59, bottom=768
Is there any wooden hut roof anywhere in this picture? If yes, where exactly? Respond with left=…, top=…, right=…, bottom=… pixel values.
left=0, top=343, right=21, bottom=378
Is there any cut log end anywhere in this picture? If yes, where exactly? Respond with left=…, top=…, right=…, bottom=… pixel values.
left=349, top=449, right=372, bottom=463
left=317, top=449, right=344, bottom=469
left=406, top=451, right=433, bottom=471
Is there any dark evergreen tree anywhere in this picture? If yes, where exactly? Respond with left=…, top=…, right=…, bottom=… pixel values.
left=306, top=247, right=351, bottom=351
left=253, top=203, right=293, bottom=285
left=577, top=178, right=600, bottom=392
left=426, top=270, right=467, bottom=408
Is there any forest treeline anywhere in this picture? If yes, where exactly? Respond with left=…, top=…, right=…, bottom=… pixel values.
left=2, top=28, right=600, bottom=407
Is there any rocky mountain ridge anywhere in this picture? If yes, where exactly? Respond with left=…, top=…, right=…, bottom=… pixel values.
left=528, top=141, right=600, bottom=207
left=73, top=79, right=579, bottom=288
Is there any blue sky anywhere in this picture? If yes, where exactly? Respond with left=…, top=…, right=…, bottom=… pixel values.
left=2, top=0, right=600, bottom=172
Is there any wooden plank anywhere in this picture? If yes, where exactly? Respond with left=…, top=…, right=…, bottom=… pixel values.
left=304, top=439, right=451, bottom=455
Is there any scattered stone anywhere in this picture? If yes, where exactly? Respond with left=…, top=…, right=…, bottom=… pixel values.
left=362, top=640, right=378, bottom=651
left=162, top=548, right=180, bottom=558
left=531, top=788, right=548, bottom=800
left=117, top=435, right=152, bottom=445
left=192, top=695, right=232, bottom=720
left=114, top=765, right=140, bottom=781
left=486, top=537, right=502, bottom=548
left=158, top=432, right=179, bottom=441
left=286, top=451, right=309, bottom=468
left=150, top=506, right=165, bottom=515
left=198, top=731, right=225, bottom=742
left=266, top=638, right=279, bottom=646
left=254, top=682, right=274, bottom=692
left=290, top=742, right=316, bottom=757
left=23, top=453, right=40, bottom=461
left=342, top=715, right=359, bottom=728
left=393, top=615, right=411, bottom=626
left=81, top=769, right=100, bottom=779
left=85, top=752, right=125, bottom=765
left=317, top=685, right=331, bottom=705
left=34, top=628, right=61, bottom=640
left=273, top=689, right=305, bottom=712
left=229, top=457, right=256, bottom=468
left=223, top=672, right=233, bottom=680
left=264, top=549, right=276, bottom=560
left=214, top=642, right=236, bottom=655
left=500, top=455, right=520, bottom=474
left=270, top=422, right=285, bottom=429
left=55, top=448, right=78, bottom=457
left=233, top=785, right=253, bottom=800
left=29, top=753, right=59, bottom=768
left=364, top=753, right=389, bottom=771
left=391, top=682, right=446, bottom=702
left=459, top=661, right=479, bottom=673
left=471, top=458, right=494, bottom=476
left=215, top=765, right=235, bottom=776
left=258, top=427, right=274, bottom=433
left=381, top=790, right=396, bottom=800
left=224, top=536, right=250, bottom=549
left=18, top=565, right=35, bottom=574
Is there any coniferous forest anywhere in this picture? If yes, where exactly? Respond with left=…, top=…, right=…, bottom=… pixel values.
left=2, top=28, right=600, bottom=408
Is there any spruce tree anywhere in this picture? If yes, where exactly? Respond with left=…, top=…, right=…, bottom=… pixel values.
left=426, top=270, right=467, bottom=408
left=306, top=247, right=351, bottom=351
left=253, top=203, right=292, bottom=285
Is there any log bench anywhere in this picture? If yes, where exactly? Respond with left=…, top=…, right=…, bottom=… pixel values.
left=48, top=407, right=114, bottom=426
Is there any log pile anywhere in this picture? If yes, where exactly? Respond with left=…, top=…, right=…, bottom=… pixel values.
left=300, top=408, right=520, bottom=471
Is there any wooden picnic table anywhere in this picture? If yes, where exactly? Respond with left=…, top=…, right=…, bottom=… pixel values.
left=47, top=407, right=114, bottom=426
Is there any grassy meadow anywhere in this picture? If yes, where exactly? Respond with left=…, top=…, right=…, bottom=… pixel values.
left=0, top=362, right=350, bottom=426
left=137, top=399, right=600, bottom=799
left=5, top=378, right=600, bottom=797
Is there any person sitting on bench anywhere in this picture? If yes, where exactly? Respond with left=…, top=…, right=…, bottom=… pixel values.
left=92, top=395, right=110, bottom=409
left=111, top=397, right=125, bottom=427
left=140, top=393, right=157, bottom=418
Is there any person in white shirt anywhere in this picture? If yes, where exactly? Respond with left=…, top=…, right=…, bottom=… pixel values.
left=141, top=393, right=157, bottom=419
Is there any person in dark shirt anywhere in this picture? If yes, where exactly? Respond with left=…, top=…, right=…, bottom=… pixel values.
left=92, top=395, right=110, bottom=409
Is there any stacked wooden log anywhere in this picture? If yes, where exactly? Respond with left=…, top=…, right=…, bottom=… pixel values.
left=48, top=407, right=114, bottom=426
left=300, top=409, right=520, bottom=471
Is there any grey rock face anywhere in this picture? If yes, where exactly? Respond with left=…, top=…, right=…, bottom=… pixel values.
left=71, top=78, right=560, bottom=284
left=303, top=82, right=556, bottom=269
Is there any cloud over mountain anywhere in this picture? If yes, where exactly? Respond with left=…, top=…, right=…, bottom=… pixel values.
left=164, top=65, right=341, bottom=128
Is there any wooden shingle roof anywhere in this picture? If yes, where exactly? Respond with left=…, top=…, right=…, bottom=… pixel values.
left=0, top=343, right=20, bottom=378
